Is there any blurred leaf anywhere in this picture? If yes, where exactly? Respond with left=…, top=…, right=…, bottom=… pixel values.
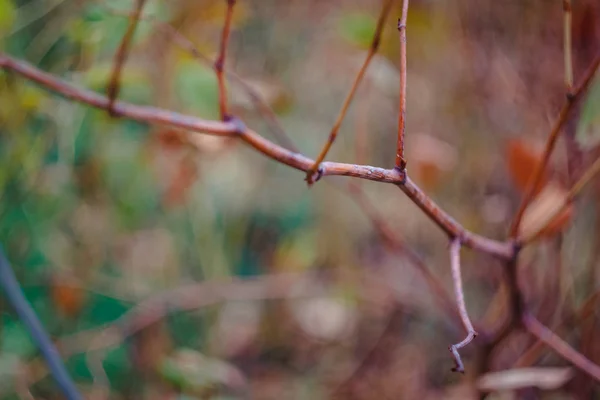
left=337, top=12, right=376, bottom=49
left=477, top=367, right=573, bottom=391
left=0, top=0, right=16, bottom=37
left=408, top=134, right=457, bottom=191
left=50, top=279, right=86, bottom=317
left=519, top=182, right=573, bottom=241
left=576, top=77, right=600, bottom=150
left=159, top=349, right=247, bottom=395
left=1, top=317, right=35, bottom=357
left=174, top=61, right=219, bottom=119
left=506, top=139, right=548, bottom=195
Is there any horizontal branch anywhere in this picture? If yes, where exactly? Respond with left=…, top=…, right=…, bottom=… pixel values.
left=0, top=53, right=513, bottom=259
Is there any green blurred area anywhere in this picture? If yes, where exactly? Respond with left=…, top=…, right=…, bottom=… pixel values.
left=1, top=0, right=600, bottom=399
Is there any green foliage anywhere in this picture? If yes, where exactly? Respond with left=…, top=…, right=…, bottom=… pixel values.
left=577, top=76, right=600, bottom=150
left=337, top=12, right=376, bottom=49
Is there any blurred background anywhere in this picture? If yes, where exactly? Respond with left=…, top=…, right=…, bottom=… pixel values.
left=1, top=0, right=600, bottom=398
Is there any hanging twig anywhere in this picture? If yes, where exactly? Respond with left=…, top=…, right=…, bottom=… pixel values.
left=0, top=247, right=82, bottom=400
left=447, top=239, right=478, bottom=373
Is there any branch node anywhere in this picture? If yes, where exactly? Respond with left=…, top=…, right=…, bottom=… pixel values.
left=225, top=114, right=246, bottom=134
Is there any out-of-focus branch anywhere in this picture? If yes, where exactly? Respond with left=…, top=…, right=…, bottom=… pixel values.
left=523, top=312, right=600, bottom=382
left=510, top=53, right=600, bottom=237
left=305, top=0, right=394, bottom=184
left=0, top=247, right=82, bottom=400
left=447, top=239, right=477, bottom=373
left=0, top=54, right=514, bottom=260
left=215, top=0, right=236, bottom=120
left=106, top=0, right=146, bottom=115
left=55, top=273, right=322, bottom=357
left=396, top=0, right=410, bottom=170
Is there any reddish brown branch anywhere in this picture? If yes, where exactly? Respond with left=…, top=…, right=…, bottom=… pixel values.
left=305, top=0, right=394, bottom=184
left=105, top=0, right=146, bottom=116
left=523, top=312, right=600, bottom=382
left=215, top=0, right=236, bottom=121
left=0, top=54, right=513, bottom=260
left=396, top=0, right=410, bottom=170
left=447, top=239, right=477, bottom=373
left=510, top=53, right=600, bottom=237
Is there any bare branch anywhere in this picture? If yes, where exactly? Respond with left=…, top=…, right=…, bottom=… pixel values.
left=215, top=0, right=236, bottom=120
left=563, top=0, right=573, bottom=92
left=510, top=53, right=600, bottom=237
left=305, top=0, right=394, bottom=184
left=447, top=239, right=478, bottom=373
left=0, top=54, right=513, bottom=259
left=396, top=0, right=410, bottom=170
left=106, top=0, right=147, bottom=116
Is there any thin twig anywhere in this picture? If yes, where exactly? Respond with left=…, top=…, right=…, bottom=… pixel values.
left=0, top=54, right=514, bottom=259
left=563, top=0, right=573, bottom=92
left=215, top=0, right=236, bottom=121
left=0, top=247, right=82, bottom=400
left=523, top=312, right=600, bottom=382
left=510, top=53, right=600, bottom=237
left=305, top=0, right=394, bottom=184
left=448, top=239, right=477, bottom=373
left=521, top=154, right=600, bottom=244
left=396, top=0, right=410, bottom=170
left=105, top=0, right=146, bottom=116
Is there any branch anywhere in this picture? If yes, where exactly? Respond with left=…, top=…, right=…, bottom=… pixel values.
left=215, top=0, right=236, bottom=120
left=563, top=0, right=573, bottom=92
left=0, top=54, right=514, bottom=259
left=105, top=0, right=147, bottom=115
left=523, top=312, right=600, bottom=382
left=510, top=53, right=600, bottom=237
left=396, top=0, right=410, bottom=170
left=447, top=239, right=477, bottom=373
left=305, top=0, right=394, bottom=184
left=0, top=247, right=82, bottom=400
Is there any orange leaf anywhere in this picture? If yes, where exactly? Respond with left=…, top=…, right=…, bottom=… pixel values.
left=51, top=281, right=85, bottom=317
left=506, top=139, right=548, bottom=195
left=519, top=182, right=573, bottom=241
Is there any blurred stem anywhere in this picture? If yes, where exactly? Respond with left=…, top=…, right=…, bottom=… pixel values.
left=215, top=0, right=236, bottom=121
left=396, top=0, right=409, bottom=170
left=0, top=247, right=82, bottom=400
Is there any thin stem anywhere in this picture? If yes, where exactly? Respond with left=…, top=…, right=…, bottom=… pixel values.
left=0, top=54, right=514, bottom=260
left=396, top=0, right=410, bottom=170
left=105, top=0, right=146, bottom=115
left=215, top=0, right=236, bottom=121
left=305, top=0, right=394, bottom=184
left=521, top=155, right=600, bottom=244
left=448, top=239, right=478, bottom=373
left=510, top=53, right=600, bottom=237
left=523, top=312, right=600, bottom=382
left=563, top=0, right=573, bottom=92
left=0, top=247, right=82, bottom=400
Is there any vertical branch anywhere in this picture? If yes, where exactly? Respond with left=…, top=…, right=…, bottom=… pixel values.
left=0, top=247, right=82, bottom=400
left=215, top=0, right=236, bottom=121
left=563, top=0, right=574, bottom=93
left=305, top=0, right=394, bottom=184
left=448, top=239, right=478, bottom=373
left=106, top=0, right=147, bottom=116
left=395, top=0, right=409, bottom=170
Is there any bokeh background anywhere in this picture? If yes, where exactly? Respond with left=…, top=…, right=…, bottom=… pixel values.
left=1, top=0, right=600, bottom=398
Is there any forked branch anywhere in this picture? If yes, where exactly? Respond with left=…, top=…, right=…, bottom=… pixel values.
left=305, top=0, right=394, bottom=184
